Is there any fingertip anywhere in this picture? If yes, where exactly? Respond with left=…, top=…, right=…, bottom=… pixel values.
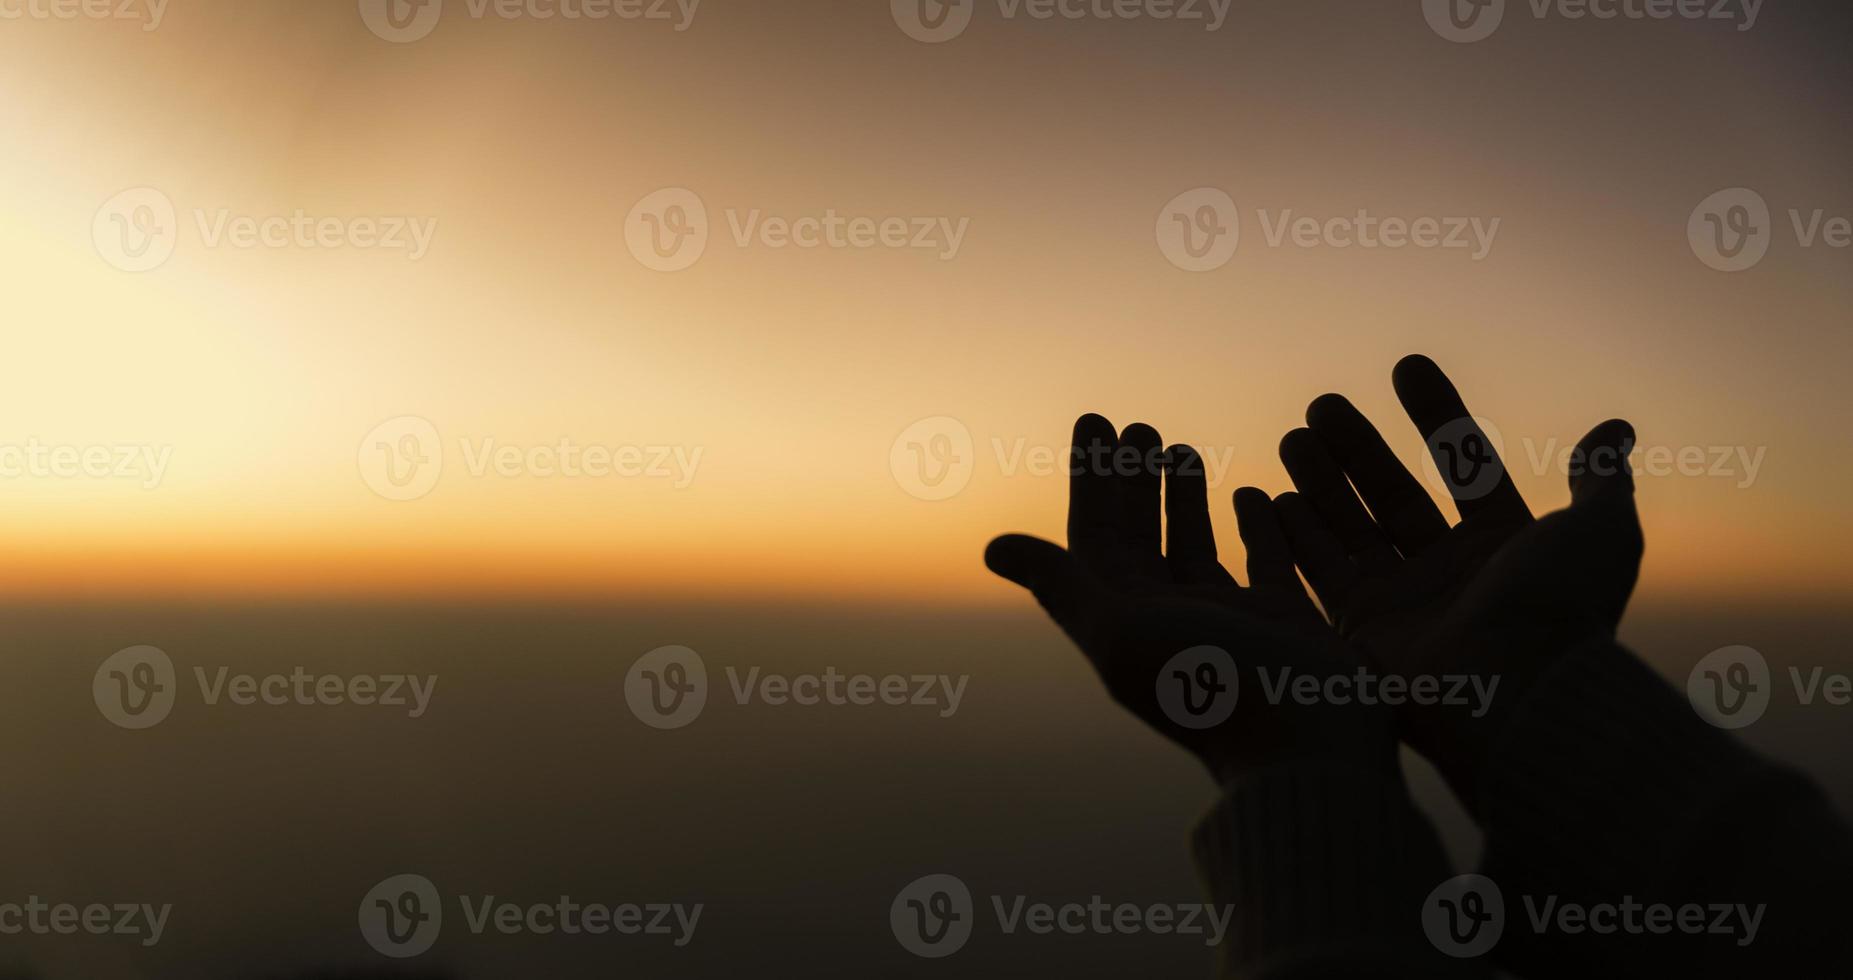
left=1391, top=353, right=1454, bottom=404
left=982, top=534, right=1015, bottom=573
left=1605, top=418, right=1636, bottom=450
left=1073, top=413, right=1116, bottom=443
left=1232, top=486, right=1271, bottom=513
left=1278, top=426, right=1316, bottom=458
left=1120, top=422, right=1161, bottom=444
left=1304, top=392, right=1355, bottom=429
left=983, top=533, right=1044, bottom=583
left=1392, top=353, right=1441, bottom=385
left=1568, top=419, right=1639, bottom=502
left=1166, top=443, right=1203, bottom=477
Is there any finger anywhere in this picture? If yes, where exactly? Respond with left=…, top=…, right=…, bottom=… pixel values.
left=1279, top=427, right=1398, bottom=570
left=1233, top=487, right=1302, bottom=595
left=1305, top=393, right=1450, bottom=556
left=1165, top=445, right=1233, bottom=587
left=1273, top=491, right=1357, bottom=616
left=1067, top=414, right=1120, bottom=564
left=1117, top=423, right=1166, bottom=572
left=985, top=534, right=1105, bottom=638
left=1391, top=354, right=1529, bottom=523
left=1566, top=419, right=1644, bottom=626
left=1568, top=418, right=1636, bottom=507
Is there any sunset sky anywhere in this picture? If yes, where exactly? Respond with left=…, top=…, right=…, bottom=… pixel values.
left=2, top=0, right=1848, bottom=606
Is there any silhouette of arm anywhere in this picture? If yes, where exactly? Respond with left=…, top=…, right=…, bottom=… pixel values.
left=1270, top=354, right=1853, bottom=975
left=1469, top=634, right=1853, bottom=977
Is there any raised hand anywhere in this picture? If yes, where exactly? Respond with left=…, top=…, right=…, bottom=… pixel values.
left=985, top=414, right=1393, bottom=784
left=1273, top=355, right=1642, bottom=795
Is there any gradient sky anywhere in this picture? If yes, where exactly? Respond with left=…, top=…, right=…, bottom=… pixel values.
left=1, top=0, right=1848, bottom=605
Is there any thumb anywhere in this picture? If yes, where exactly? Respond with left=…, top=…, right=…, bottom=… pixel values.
left=1565, top=419, right=1644, bottom=619
left=1568, top=418, right=1637, bottom=508
left=985, top=534, right=1104, bottom=634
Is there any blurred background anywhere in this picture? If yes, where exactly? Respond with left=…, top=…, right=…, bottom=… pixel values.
left=0, top=0, right=1848, bottom=976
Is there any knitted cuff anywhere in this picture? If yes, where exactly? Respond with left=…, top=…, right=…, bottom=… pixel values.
left=1192, top=759, right=1464, bottom=978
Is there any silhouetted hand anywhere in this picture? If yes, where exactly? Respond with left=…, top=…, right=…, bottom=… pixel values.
left=1273, top=355, right=1641, bottom=797
left=985, top=414, right=1393, bottom=784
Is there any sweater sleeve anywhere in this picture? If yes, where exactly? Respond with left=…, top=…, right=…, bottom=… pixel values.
left=1191, top=759, right=1491, bottom=979
left=1473, top=637, right=1853, bottom=976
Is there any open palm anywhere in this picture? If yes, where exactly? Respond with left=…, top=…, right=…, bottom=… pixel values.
left=986, top=414, right=1388, bottom=783
left=1271, top=355, right=1642, bottom=789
